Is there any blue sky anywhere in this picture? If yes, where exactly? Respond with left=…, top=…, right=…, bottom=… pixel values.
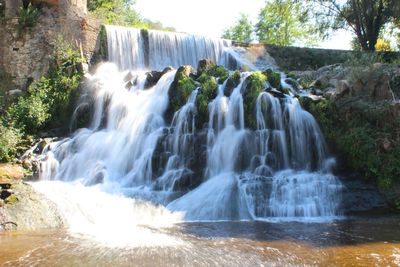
left=135, top=0, right=353, bottom=50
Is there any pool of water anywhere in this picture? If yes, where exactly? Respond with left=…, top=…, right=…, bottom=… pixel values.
left=1, top=216, right=400, bottom=266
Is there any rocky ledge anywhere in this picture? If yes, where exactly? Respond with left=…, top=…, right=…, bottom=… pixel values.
left=0, top=164, right=62, bottom=231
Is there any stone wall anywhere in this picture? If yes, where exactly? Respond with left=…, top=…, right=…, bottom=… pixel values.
left=232, top=42, right=400, bottom=71
left=0, top=0, right=100, bottom=91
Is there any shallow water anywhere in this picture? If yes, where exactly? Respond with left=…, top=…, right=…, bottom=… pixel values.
left=1, top=217, right=400, bottom=266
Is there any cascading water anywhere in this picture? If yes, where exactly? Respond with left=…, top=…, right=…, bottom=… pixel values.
left=106, top=26, right=256, bottom=71
left=36, top=25, right=343, bottom=242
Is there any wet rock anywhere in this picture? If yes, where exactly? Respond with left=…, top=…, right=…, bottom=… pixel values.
left=145, top=67, right=174, bottom=89
left=338, top=176, right=389, bottom=215
left=224, top=70, right=241, bottom=97
left=284, top=78, right=301, bottom=93
left=197, top=59, right=215, bottom=75
left=0, top=180, right=63, bottom=231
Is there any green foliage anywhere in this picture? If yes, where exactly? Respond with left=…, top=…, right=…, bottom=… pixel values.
left=0, top=69, right=14, bottom=114
left=255, top=0, right=317, bottom=46
left=207, top=66, right=229, bottom=84
left=195, top=74, right=219, bottom=129
left=222, top=13, right=253, bottom=43
left=169, top=67, right=196, bottom=115
left=263, top=69, right=281, bottom=89
left=194, top=67, right=237, bottom=128
left=0, top=124, right=23, bottom=162
left=7, top=38, right=83, bottom=134
left=88, top=0, right=175, bottom=30
left=243, top=72, right=266, bottom=129
left=303, top=97, right=400, bottom=208
left=17, top=4, right=40, bottom=35
left=306, top=0, right=399, bottom=51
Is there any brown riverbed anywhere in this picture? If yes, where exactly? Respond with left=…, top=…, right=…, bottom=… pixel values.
left=1, top=216, right=400, bottom=266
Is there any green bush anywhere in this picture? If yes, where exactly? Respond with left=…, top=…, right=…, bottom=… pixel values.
left=0, top=69, right=14, bottom=114
left=303, top=97, right=400, bottom=209
left=0, top=124, right=23, bottom=162
left=7, top=38, right=83, bottom=134
left=17, top=4, right=40, bottom=35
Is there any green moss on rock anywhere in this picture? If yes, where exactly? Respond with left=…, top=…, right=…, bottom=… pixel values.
left=224, top=70, right=241, bottom=97
left=302, top=97, right=400, bottom=210
left=195, top=73, right=218, bottom=129
left=263, top=69, right=281, bottom=89
left=243, top=72, right=267, bottom=129
left=166, top=66, right=196, bottom=122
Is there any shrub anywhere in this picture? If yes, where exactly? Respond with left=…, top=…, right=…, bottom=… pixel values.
left=17, top=4, right=40, bottom=35
left=7, top=37, right=83, bottom=134
left=0, top=124, right=23, bottom=162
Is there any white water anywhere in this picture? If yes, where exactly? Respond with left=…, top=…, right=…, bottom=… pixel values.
left=36, top=27, right=344, bottom=246
left=32, top=181, right=183, bottom=248
left=106, top=26, right=257, bottom=71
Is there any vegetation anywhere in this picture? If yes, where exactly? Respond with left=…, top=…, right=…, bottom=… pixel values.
left=17, top=3, right=40, bottom=35
left=256, top=0, right=316, bottom=46
left=222, top=14, right=253, bottom=43
left=87, top=0, right=175, bottom=31
left=0, top=124, right=23, bottom=162
left=301, top=94, right=400, bottom=209
left=304, top=0, right=400, bottom=51
left=243, top=72, right=267, bottom=129
left=0, top=38, right=83, bottom=162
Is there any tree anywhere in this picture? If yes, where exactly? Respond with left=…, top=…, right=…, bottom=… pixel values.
left=255, top=0, right=316, bottom=46
left=306, top=0, right=399, bottom=51
left=222, top=13, right=253, bottom=43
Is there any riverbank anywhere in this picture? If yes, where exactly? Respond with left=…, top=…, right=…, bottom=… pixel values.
left=0, top=163, right=62, bottom=231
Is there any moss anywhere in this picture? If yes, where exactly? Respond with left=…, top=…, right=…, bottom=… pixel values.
left=208, top=65, right=229, bottom=84
left=197, top=59, right=215, bottom=76
left=195, top=73, right=218, bottom=129
left=243, top=72, right=267, bottom=129
left=5, top=194, right=18, bottom=205
left=225, top=70, right=241, bottom=96
left=167, top=66, right=196, bottom=121
left=263, top=69, right=281, bottom=89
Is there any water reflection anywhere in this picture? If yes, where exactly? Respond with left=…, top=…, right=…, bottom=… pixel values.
left=1, top=217, right=400, bottom=266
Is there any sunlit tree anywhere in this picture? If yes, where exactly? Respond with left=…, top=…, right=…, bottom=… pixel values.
left=304, top=0, right=400, bottom=51
left=222, top=13, right=253, bottom=43
left=255, top=0, right=316, bottom=46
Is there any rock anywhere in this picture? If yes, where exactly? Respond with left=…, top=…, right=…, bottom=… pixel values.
left=381, top=138, right=392, bottom=152
left=310, top=75, right=330, bottom=89
left=335, top=80, right=350, bottom=98
left=372, top=74, right=394, bottom=101
left=284, top=78, right=301, bottom=92
left=22, top=159, right=32, bottom=170
left=0, top=180, right=63, bottom=231
left=144, top=67, right=173, bottom=89
left=197, top=59, right=215, bottom=75
left=338, top=176, right=389, bottom=215
left=7, top=89, right=23, bottom=97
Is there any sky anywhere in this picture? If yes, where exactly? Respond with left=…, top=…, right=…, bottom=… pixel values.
left=135, top=0, right=353, bottom=50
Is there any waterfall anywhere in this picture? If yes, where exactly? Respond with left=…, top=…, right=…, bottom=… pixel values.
left=105, top=26, right=254, bottom=71
left=39, top=26, right=343, bottom=225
